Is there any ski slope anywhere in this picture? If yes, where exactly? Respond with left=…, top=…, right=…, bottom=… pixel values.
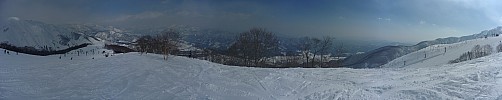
left=382, top=36, right=502, bottom=68
left=3, top=45, right=502, bottom=99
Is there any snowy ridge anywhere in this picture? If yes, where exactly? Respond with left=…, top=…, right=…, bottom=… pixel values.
left=382, top=36, right=502, bottom=68
left=3, top=45, right=502, bottom=99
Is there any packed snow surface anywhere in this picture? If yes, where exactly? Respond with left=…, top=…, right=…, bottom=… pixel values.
left=3, top=45, right=502, bottom=99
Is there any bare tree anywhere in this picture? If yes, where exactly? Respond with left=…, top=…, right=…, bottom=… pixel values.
left=134, top=29, right=181, bottom=60
left=136, top=35, right=153, bottom=54
left=315, top=36, right=334, bottom=67
left=228, top=28, right=279, bottom=67
left=482, top=44, right=493, bottom=56
left=158, top=29, right=182, bottom=60
left=333, top=39, right=344, bottom=67
left=297, top=36, right=334, bottom=68
left=297, top=37, right=313, bottom=67
left=497, top=43, right=502, bottom=52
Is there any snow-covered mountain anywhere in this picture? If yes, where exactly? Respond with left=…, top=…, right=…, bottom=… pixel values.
left=342, top=26, right=502, bottom=68
left=65, top=24, right=139, bottom=43
left=0, top=19, right=93, bottom=50
left=0, top=18, right=139, bottom=50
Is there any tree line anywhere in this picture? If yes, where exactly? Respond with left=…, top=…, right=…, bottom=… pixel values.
left=135, top=29, right=182, bottom=60
left=449, top=44, right=500, bottom=63
left=134, top=27, right=343, bottom=68
left=0, top=42, right=91, bottom=56
left=228, top=28, right=344, bottom=67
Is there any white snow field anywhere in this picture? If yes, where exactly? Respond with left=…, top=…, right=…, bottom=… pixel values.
left=3, top=44, right=502, bottom=99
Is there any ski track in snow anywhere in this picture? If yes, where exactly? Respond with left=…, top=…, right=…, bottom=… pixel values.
left=2, top=44, right=502, bottom=99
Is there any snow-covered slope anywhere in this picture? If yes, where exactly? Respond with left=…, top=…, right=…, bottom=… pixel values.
left=4, top=46, right=502, bottom=99
left=0, top=19, right=93, bottom=50
left=343, top=26, right=502, bottom=68
left=382, top=36, right=502, bottom=68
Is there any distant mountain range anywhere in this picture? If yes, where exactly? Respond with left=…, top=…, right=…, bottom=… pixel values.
left=342, top=26, right=502, bottom=68
left=1, top=19, right=414, bottom=63
left=127, top=25, right=409, bottom=55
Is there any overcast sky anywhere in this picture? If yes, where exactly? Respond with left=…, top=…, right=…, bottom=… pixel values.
left=1, top=0, right=502, bottom=43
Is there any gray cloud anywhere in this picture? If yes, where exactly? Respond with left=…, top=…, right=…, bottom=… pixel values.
left=0, top=0, right=98, bottom=24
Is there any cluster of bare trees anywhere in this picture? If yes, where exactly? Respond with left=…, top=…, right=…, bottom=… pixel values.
left=136, top=29, right=181, bottom=60
left=221, top=28, right=344, bottom=68
left=497, top=43, right=502, bottom=52
left=133, top=27, right=343, bottom=68
left=297, top=36, right=335, bottom=68
left=227, top=28, right=279, bottom=67
left=449, top=44, right=493, bottom=63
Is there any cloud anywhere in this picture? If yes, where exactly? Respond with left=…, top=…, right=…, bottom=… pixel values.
left=8, top=17, right=20, bottom=21
left=419, top=20, right=426, bottom=24
left=337, top=16, right=345, bottom=20
left=161, top=0, right=171, bottom=4
left=104, top=8, right=269, bottom=32
left=377, top=17, right=391, bottom=21
left=113, top=11, right=165, bottom=22
left=447, top=0, right=502, bottom=25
